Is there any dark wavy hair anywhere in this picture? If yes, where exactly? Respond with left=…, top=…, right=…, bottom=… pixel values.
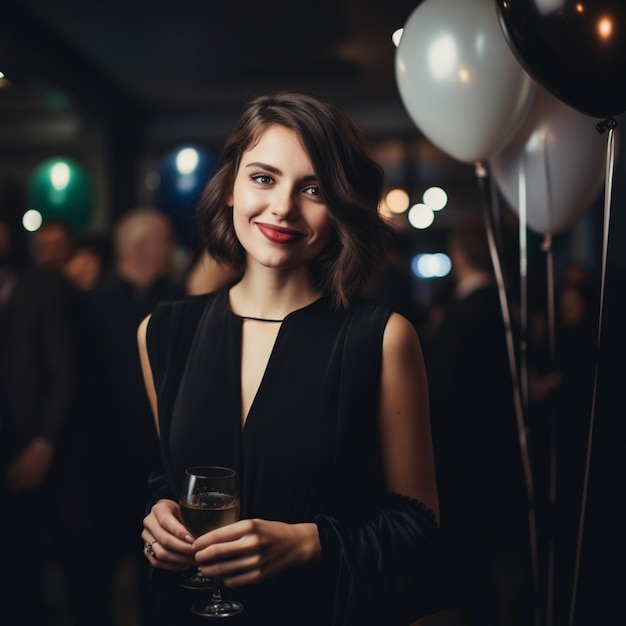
left=195, top=90, right=393, bottom=309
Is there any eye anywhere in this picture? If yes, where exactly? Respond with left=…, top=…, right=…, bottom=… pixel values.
left=251, top=173, right=273, bottom=185
left=304, top=185, right=321, bottom=197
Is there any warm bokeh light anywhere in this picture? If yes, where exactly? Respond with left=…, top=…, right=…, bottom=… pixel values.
left=411, top=253, right=451, bottom=278
left=22, top=209, right=43, bottom=232
left=458, top=67, right=470, bottom=83
left=575, top=3, right=584, bottom=13
left=408, top=203, right=434, bottom=229
left=423, top=186, right=448, bottom=211
left=598, top=17, right=613, bottom=40
left=385, top=188, right=410, bottom=214
left=392, top=28, right=403, bottom=48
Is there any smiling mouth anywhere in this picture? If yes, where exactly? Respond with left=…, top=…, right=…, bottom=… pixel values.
left=256, top=223, right=304, bottom=244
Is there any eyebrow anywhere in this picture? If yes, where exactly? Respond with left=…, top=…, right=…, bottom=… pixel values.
left=245, top=161, right=317, bottom=183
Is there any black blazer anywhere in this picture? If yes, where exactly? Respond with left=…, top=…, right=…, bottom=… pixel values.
left=0, top=267, right=77, bottom=455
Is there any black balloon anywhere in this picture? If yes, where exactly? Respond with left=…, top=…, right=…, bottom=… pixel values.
left=495, top=0, right=626, bottom=119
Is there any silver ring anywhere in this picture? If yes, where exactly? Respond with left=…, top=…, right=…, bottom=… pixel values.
left=144, top=540, right=157, bottom=558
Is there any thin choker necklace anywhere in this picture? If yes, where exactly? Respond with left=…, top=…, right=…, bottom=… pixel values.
left=240, top=315, right=284, bottom=323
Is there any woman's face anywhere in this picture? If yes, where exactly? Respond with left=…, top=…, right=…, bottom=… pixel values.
left=228, top=124, right=333, bottom=272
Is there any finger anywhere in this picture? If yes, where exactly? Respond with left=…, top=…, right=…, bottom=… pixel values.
left=154, top=507, right=196, bottom=544
left=141, top=529, right=195, bottom=565
left=198, top=553, right=261, bottom=582
left=141, top=541, right=195, bottom=568
left=143, top=518, right=195, bottom=555
left=222, top=569, right=263, bottom=588
left=141, top=534, right=195, bottom=569
left=144, top=549, right=189, bottom=572
left=193, top=534, right=255, bottom=565
left=192, top=519, right=253, bottom=550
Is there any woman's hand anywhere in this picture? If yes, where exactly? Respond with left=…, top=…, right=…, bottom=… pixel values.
left=194, top=519, right=321, bottom=587
left=142, top=499, right=196, bottom=571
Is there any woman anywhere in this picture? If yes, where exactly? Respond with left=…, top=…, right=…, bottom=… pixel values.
left=138, top=91, right=445, bottom=625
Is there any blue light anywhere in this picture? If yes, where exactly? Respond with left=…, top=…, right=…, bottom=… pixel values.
left=411, top=253, right=451, bottom=278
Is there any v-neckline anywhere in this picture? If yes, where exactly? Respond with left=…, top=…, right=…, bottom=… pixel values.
left=229, top=294, right=325, bottom=431
left=239, top=319, right=281, bottom=431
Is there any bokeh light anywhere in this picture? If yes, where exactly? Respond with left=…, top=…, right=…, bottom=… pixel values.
left=411, top=253, right=451, bottom=278
left=22, top=209, right=43, bottom=232
left=175, top=147, right=200, bottom=175
left=28, top=157, right=95, bottom=236
left=385, top=188, right=410, bottom=214
left=50, top=162, right=71, bottom=190
left=423, top=186, right=448, bottom=211
left=154, top=144, right=218, bottom=248
left=408, top=203, right=435, bottom=229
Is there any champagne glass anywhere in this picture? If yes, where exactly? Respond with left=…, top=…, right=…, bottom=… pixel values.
left=179, top=466, right=244, bottom=618
left=176, top=469, right=213, bottom=591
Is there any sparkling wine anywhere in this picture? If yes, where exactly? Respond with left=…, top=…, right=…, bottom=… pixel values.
left=180, top=492, right=240, bottom=537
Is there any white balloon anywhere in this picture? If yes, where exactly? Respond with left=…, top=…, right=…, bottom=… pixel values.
left=395, top=0, right=536, bottom=163
left=490, top=86, right=608, bottom=235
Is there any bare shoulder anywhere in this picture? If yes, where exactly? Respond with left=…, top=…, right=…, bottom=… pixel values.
left=137, top=313, right=152, bottom=347
left=137, top=312, right=158, bottom=426
left=382, top=312, right=423, bottom=358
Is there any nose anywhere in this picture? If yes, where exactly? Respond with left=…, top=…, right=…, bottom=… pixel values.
left=271, top=188, right=298, bottom=220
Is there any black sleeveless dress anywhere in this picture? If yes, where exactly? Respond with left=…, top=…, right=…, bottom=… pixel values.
left=145, top=289, right=446, bottom=626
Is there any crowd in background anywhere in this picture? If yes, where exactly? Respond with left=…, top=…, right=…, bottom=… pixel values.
left=1, top=170, right=624, bottom=626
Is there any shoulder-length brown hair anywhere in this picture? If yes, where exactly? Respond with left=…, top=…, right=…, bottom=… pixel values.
left=195, top=90, right=393, bottom=309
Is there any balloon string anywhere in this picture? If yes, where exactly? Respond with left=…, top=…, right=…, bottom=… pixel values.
left=518, top=157, right=529, bottom=411
left=536, top=101, right=558, bottom=626
left=475, top=161, right=541, bottom=626
left=543, top=233, right=557, bottom=626
left=568, top=125, right=615, bottom=626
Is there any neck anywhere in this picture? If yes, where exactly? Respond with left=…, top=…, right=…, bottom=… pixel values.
left=229, top=266, right=320, bottom=320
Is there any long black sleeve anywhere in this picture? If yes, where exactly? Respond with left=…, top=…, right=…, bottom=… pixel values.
left=315, top=492, right=452, bottom=626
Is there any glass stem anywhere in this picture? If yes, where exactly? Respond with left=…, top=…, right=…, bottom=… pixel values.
left=210, top=577, right=223, bottom=605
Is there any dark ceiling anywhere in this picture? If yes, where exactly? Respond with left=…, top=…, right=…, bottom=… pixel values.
left=0, top=0, right=495, bottom=232
left=4, top=0, right=423, bottom=131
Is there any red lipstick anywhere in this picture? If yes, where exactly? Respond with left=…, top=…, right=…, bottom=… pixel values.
left=256, top=223, right=304, bottom=244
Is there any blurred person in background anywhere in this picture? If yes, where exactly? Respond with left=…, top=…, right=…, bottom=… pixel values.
left=63, top=234, right=112, bottom=294
left=424, top=217, right=532, bottom=626
left=30, top=218, right=76, bottom=275
left=92, top=206, right=184, bottom=625
left=549, top=273, right=598, bottom=626
left=0, top=173, right=107, bottom=625
left=185, top=248, right=240, bottom=295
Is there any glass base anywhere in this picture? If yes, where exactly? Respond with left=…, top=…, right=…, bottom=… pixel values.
left=191, top=600, right=244, bottom=618
left=177, top=570, right=214, bottom=591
